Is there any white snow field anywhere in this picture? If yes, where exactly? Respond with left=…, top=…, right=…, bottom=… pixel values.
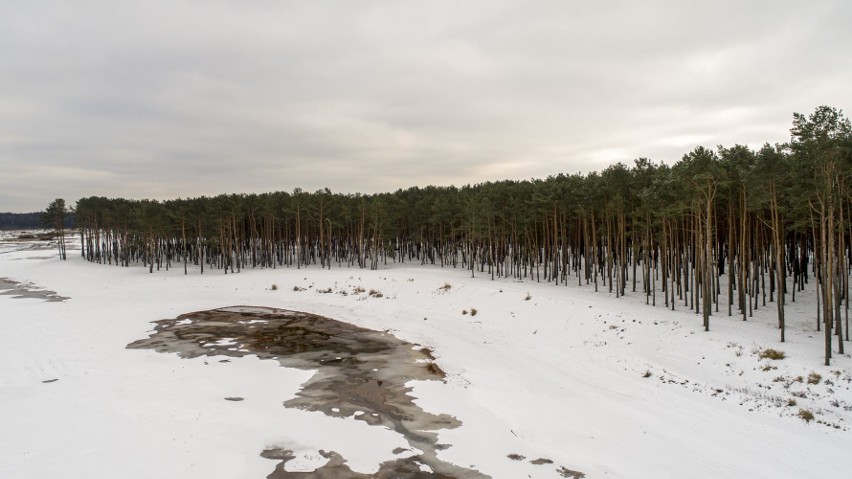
left=1, top=231, right=850, bottom=479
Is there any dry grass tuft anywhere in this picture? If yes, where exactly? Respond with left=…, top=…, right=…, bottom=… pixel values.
left=758, top=348, right=786, bottom=360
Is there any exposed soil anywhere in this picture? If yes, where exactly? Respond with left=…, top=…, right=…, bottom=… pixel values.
left=128, top=306, right=488, bottom=478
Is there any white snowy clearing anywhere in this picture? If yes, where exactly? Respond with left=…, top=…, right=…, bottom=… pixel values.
left=1, top=231, right=850, bottom=479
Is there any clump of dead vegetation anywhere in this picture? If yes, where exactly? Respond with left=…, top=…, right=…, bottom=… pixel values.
left=758, top=348, right=786, bottom=360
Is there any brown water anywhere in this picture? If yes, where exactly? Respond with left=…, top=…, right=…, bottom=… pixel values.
left=128, top=306, right=489, bottom=478
left=0, top=277, right=68, bottom=302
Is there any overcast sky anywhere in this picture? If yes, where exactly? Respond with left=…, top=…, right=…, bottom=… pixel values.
left=2, top=1, right=851, bottom=212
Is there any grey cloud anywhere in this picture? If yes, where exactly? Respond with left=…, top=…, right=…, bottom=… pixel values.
left=1, top=0, right=851, bottom=211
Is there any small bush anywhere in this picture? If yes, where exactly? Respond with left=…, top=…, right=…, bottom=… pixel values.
left=761, top=364, right=777, bottom=371
left=293, top=286, right=306, bottom=292
left=462, top=309, right=468, bottom=315
left=368, top=289, right=383, bottom=298
left=807, top=372, right=822, bottom=385
left=758, top=348, right=786, bottom=360
left=798, top=409, right=814, bottom=423
left=270, top=284, right=278, bottom=291
left=318, top=287, right=333, bottom=294
left=787, top=398, right=797, bottom=407
left=470, top=308, right=478, bottom=316
left=353, top=286, right=365, bottom=294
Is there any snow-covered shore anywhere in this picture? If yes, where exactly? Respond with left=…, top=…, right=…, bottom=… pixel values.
left=1, top=232, right=850, bottom=478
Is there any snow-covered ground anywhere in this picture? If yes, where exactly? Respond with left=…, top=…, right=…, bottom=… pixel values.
left=1, top=231, right=850, bottom=478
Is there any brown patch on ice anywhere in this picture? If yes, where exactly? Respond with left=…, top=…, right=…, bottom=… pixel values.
left=557, top=466, right=586, bottom=478
left=261, top=448, right=460, bottom=478
left=128, top=306, right=488, bottom=478
left=0, top=277, right=68, bottom=302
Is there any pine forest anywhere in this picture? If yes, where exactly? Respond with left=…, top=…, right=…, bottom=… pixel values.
left=58, top=106, right=852, bottom=365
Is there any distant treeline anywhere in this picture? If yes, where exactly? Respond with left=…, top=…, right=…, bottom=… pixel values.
left=59, top=106, right=852, bottom=365
left=0, top=212, right=74, bottom=230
